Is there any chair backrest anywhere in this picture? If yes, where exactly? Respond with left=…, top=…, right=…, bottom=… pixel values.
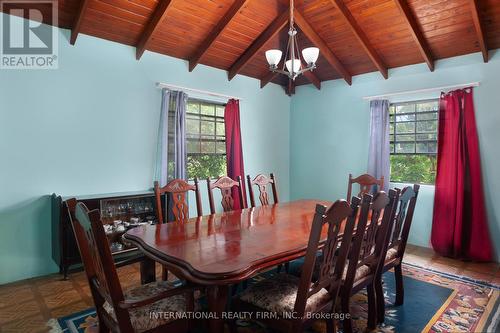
left=72, top=202, right=134, bottom=331
left=343, top=189, right=399, bottom=288
left=207, top=176, right=245, bottom=214
left=154, top=178, right=202, bottom=223
left=246, top=173, right=279, bottom=207
left=293, top=197, right=361, bottom=317
left=389, top=184, right=420, bottom=257
left=346, top=173, right=384, bottom=203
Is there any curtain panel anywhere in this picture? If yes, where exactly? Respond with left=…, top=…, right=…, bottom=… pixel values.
left=431, top=88, right=493, bottom=261
left=367, top=99, right=390, bottom=191
left=224, top=99, right=247, bottom=209
left=154, top=89, right=188, bottom=222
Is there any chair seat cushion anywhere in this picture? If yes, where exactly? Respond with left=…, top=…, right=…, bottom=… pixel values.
left=103, top=281, right=186, bottom=332
left=342, top=262, right=371, bottom=281
left=385, top=248, right=398, bottom=261
left=294, top=257, right=372, bottom=283
left=239, top=273, right=330, bottom=314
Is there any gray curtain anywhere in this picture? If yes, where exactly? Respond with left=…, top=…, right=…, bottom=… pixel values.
left=173, top=91, right=188, bottom=180
left=367, top=99, right=390, bottom=191
left=154, top=88, right=171, bottom=187
left=154, top=89, right=188, bottom=187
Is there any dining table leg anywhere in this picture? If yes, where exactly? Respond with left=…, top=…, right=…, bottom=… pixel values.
left=207, top=285, right=229, bottom=333
left=139, top=257, right=156, bottom=284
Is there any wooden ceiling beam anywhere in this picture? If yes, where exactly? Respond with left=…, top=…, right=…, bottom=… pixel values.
left=189, top=0, right=251, bottom=72
left=228, top=10, right=289, bottom=81
left=136, top=0, right=174, bottom=60
left=393, top=0, right=434, bottom=71
left=469, top=0, right=489, bottom=62
left=260, top=71, right=279, bottom=88
left=70, top=0, right=90, bottom=45
left=303, top=71, right=321, bottom=90
left=328, top=0, right=388, bottom=79
left=286, top=78, right=295, bottom=96
left=294, top=11, right=352, bottom=85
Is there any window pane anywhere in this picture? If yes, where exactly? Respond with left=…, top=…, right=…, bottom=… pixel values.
left=389, top=123, right=395, bottom=133
left=417, top=101, right=438, bottom=112
left=396, top=134, right=415, bottom=141
left=416, top=120, right=437, bottom=132
left=390, top=143, right=395, bottom=153
left=389, top=106, right=395, bottom=115
left=416, top=133, right=437, bottom=141
left=216, top=106, right=225, bottom=117
left=395, top=143, right=415, bottom=153
left=417, top=112, right=438, bottom=120
left=389, top=134, right=394, bottom=142
left=417, top=142, right=437, bottom=154
left=200, top=121, right=215, bottom=135
left=396, top=114, right=415, bottom=122
left=187, top=102, right=199, bottom=114
left=201, top=104, right=215, bottom=116
left=396, top=122, right=415, bottom=134
left=187, top=118, right=199, bottom=134
left=396, top=104, right=414, bottom=114
left=187, top=140, right=200, bottom=153
left=201, top=141, right=215, bottom=153
left=216, top=142, right=226, bottom=154
left=216, top=121, right=225, bottom=136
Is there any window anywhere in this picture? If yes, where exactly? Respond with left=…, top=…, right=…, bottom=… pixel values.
left=389, top=99, right=438, bottom=184
left=184, top=99, right=226, bottom=179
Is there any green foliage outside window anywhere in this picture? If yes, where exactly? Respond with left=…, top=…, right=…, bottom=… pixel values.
left=187, top=155, right=226, bottom=180
left=390, top=155, right=437, bottom=184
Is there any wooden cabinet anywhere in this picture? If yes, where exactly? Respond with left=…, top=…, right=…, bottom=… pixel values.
left=51, top=191, right=163, bottom=279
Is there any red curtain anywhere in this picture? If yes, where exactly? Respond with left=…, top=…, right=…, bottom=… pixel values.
left=224, top=99, right=247, bottom=209
left=431, top=88, right=493, bottom=261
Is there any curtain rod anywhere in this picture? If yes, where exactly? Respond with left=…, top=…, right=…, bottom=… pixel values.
left=362, top=82, right=480, bottom=101
left=156, top=82, right=241, bottom=101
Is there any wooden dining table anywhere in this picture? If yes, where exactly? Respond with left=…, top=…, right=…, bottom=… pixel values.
left=123, top=199, right=333, bottom=333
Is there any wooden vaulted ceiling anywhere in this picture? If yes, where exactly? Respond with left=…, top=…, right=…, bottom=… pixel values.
left=4, top=0, right=500, bottom=93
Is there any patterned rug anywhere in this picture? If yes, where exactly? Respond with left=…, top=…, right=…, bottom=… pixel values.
left=48, top=263, right=499, bottom=333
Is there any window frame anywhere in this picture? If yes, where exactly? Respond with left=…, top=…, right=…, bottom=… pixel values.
left=389, top=98, right=439, bottom=185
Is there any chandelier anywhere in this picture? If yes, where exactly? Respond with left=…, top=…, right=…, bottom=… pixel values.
left=265, top=0, right=319, bottom=80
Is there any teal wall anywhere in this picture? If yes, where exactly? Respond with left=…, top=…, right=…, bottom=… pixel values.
left=291, top=50, right=500, bottom=260
left=0, top=14, right=291, bottom=284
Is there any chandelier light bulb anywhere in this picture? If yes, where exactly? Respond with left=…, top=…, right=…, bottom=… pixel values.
left=302, top=47, right=319, bottom=66
left=265, top=50, right=282, bottom=67
left=285, top=59, right=302, bottom=74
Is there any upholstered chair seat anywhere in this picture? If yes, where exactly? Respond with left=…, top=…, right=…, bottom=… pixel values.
left=238, top=273, right=330, bottom=314
left=385, top=248, right=398, bottom=261
left=103, top=281, right=187, bottom=333
left=295, top=257, right=372, bottom=282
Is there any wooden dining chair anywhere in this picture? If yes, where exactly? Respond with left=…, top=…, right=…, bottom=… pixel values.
left=207, top=176, right=245, bottom=214
left=154, top=178, right=203, bottom=224
left=346, top=173, right=384, bottom=203
left=230, top=198, right=361, bottom=333
left=246, top=173, right=279, bottom=207
left=246, top=173, right=286, bottom=273
left=339, top=189, right=399, bottom=333
left=375, top=184, right=419, bottom=324
left=154, top=178, right=203, bottom=281
left=71, top=201, right=197, bottom=333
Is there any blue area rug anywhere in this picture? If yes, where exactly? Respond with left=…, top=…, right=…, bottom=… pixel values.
left=49, top=263, right=499, bottom=333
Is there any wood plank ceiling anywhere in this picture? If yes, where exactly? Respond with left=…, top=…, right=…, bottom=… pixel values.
left=3, top=0, right=499, bottom=94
